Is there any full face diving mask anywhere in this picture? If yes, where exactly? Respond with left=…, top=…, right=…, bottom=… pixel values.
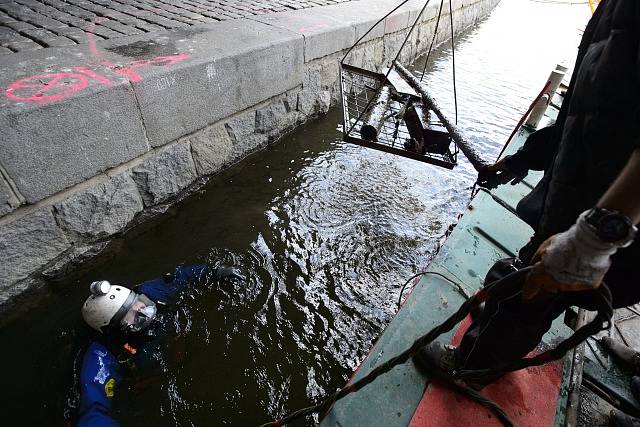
left=120, top=293, right=157, bottom=333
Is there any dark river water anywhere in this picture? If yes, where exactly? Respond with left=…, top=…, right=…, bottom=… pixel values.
left=1, top=1, right=589, bottom=425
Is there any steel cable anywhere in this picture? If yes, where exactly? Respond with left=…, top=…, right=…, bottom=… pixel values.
left=419, top=0, right=445, bottom=82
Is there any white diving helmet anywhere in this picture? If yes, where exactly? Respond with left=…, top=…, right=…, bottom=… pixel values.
left=82, top=281, right=157, bottom=334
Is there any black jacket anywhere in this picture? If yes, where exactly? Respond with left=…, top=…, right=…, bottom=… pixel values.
left=505, top=0, right=640, bottom=306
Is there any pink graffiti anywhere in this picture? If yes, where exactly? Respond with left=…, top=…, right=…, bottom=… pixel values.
left=120, top=54, right=193, bottom=83
left=82, top=17, right=146, bottom=83
left=4, top=53, right=191, bottom=103
left=6, top=73, right=89, bottom=103
left=74, top=66, right=114, bottom=87
left=110, top=64, right=143, bottom=84
left=6, top=15, right=192, bottom=104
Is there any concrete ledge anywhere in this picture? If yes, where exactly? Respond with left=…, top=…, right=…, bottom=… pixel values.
left=0, top=0, right=501, bottom=309
left=0, top=81, right=149, bottom=203
left=0, top=18, right=304, bottom=201
left=124, top=19, right=305, bottom=147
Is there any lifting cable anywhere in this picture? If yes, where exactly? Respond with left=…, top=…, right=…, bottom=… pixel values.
left=342, top=0, right=436, bottom=137
left=260, top=268, right=613, bottom=427
left=397, top=212, right=470, bottom=311
left=418, top=0, right=458, bottom=124
left=397, top=270, right=471, bottom=310
left=419, top=0, right=444, bottom=81
left=342, top=0, right=488, bottom=171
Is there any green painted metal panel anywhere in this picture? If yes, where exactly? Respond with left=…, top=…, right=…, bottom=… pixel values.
left=433, top=190, right=533, bottom=291
left=583, top=338, right=640, bottom=412
left=431, top=190, right=571, bottom=346
left=553, top=356, right=573, bottom=427
left=321, top=273, right=467, bottom=426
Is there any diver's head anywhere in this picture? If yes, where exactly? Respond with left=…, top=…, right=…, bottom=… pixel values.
left=82, top=281, right=157, bottom=336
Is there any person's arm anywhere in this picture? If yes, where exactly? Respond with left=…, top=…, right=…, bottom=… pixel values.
left=76, top=343, right=121, bottom=427
left=597, top=149, right=640, bottom=222
left=523, top=149, right=640, bottom=300
left=478, top=125, right=560, bottom=187
left=505, top=125, right=560, bottom=172
left=174, top=265, right=245, bottom=285
left=138, top=265, right=245, bottom=303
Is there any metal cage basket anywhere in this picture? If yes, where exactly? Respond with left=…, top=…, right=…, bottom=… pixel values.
left=340, top=64, right=458, bottom=169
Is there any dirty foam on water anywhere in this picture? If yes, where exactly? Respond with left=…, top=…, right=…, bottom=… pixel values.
left=0, top=1, right=589, bottom=425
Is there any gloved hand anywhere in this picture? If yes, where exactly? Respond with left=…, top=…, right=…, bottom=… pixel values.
left=477, top=157, right=527, bottom=189
left=523, top=210, right=622, bottom=301
left=214, top=266, right=246, bottom=282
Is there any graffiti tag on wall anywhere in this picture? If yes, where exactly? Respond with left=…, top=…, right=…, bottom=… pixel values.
left=5, top=54, right=191, bottom=104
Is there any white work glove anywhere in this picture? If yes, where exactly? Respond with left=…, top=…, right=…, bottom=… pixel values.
left=523, top=210, right=632, bottom=301
left=543, top=211, right=621, bottom=284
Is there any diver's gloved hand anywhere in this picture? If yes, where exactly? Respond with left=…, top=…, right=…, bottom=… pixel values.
left=477, top=157, right=527, bottom=189
left=213, top=266, right=246, bottom=282
left=523, top=210, right=628, bottom=301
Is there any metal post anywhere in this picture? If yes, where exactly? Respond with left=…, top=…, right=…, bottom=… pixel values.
left=525, top=67, right=566, bottom=129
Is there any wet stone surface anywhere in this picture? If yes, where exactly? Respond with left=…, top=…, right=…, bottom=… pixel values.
left=0, top=0, right=355, bottom=53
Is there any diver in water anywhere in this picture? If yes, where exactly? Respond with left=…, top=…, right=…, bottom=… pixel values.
left=70, top=264, right=243, bottom=427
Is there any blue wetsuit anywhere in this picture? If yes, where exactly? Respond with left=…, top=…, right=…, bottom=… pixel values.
left=76, top=265, right=210, bottom=427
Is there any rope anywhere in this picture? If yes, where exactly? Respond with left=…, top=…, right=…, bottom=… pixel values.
left=397, top=269, right=471, bottom=310
left=417, top=0, right=457, bottom=123
left=341, top=0, right=413, bottom=65
left=419, top=0, right=445, bottom=82
left=428, top=367, right=514, bottom=427
left=260, top=268, right=613, bottom=426
left=397, top=272, right=428, bottom=309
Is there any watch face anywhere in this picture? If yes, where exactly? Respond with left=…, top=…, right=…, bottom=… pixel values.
left=600, top=214, right=631, bottom=242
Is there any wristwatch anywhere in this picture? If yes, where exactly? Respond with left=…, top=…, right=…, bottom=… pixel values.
left=584, top=207, right=638, bottom=245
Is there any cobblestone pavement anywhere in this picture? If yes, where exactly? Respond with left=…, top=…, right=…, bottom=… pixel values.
left=0, top=0, right=355, bottom=54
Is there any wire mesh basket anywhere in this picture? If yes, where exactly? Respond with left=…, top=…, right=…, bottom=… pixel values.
left=340, top=64, right=458, bottom=169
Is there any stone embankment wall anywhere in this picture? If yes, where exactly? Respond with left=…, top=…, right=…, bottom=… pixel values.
left=0, top=0, right=500, bottom=309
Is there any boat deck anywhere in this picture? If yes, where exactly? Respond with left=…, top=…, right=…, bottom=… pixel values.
left=577, top=307, right=640, bottom=426
left=322, top=92, right=640, bottom=426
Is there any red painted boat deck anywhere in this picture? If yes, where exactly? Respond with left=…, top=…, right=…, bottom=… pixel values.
left=409, top=317, right=563, bottom=427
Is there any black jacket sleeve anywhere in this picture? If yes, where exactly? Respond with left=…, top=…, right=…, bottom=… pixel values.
left=503, top=125, right=560, bottom=175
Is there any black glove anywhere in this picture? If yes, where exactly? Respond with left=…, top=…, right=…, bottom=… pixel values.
left=479, top=125, right=558, bottom=189
left=213, top=266, right=246, bottom=282
left=477, top=156, right=528, bottom=189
